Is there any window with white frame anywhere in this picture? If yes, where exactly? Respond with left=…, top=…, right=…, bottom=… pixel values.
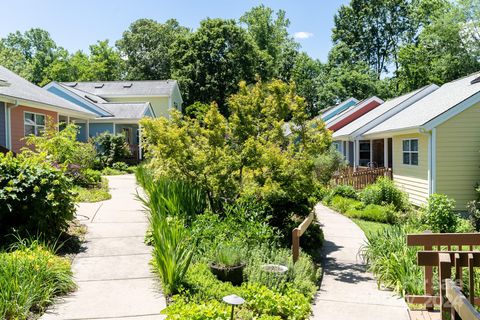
left=24, top=112, right=45, bottom=136
left=402, top=139, right=418, bottom=165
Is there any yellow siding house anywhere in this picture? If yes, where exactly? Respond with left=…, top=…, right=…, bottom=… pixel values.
left=362, top=73, right=480, bottom=210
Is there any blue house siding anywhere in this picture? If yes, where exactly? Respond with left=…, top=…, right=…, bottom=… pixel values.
left=322, top=100, right=358, bottom=122
left=77, top=123, right=87, bottom=142
left=0, top=102, right=6, bottom=147
left=46, top=87, right=109, bottom=117
left=89, top=123, right=113, bottom=138
left=144, top=108, right=154, bottom=117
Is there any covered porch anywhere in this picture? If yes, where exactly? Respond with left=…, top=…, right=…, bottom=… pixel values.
left=354, top=138, right=393, bottom=169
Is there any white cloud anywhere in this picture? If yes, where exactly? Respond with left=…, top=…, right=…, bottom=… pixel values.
left=294, top=32, right=314, bottom=40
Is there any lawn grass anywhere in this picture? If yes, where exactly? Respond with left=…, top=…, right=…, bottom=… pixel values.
left=352, top=218, right=393, bottom=237
left=73, top=178, right=111, bottom=203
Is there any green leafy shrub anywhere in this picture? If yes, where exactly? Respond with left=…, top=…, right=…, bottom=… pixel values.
left=313, top=148, right=347, bottom=184
left=328, top=195, right=363, bottom=213
left=164, top=263, right=312, bottom=319
left=324, top=185, right=358, bottom=203
left=23, top=120, right=96, bottom=169
left=0, top=153, right=76, bottom=239
left=72, top=168, right=102, bottom=188
left=0, top=239, right=75, bottom=319
left=467, top=185, right=480, bottom=231
left=360, top=177, right=409, bottom=212
left=345, top=204, right=396, bottom=224
left=112, top=161, right=129, bottom=172
left=361, top=226, right=423, bottom=296
left=94, top=132, right=131, bottom=168
left=422, top=194, right=458, bottom=233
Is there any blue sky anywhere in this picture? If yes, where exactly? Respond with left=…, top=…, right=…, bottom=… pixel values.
left=0, top=0, right=349, bottom=62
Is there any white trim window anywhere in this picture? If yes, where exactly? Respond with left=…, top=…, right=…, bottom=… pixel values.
left=24, top=112, right=46, bottom=136
left=402, top=139, right=418, bottom=165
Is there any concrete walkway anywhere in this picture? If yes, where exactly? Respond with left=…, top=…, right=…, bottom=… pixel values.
left=311, top=204, right=410, bottom=320
left=42, top=175, right=166, bottom=320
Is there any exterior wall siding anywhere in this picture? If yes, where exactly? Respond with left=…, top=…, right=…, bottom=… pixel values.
left=89, top=123, right=114, bottom=138
left=392, top=133, right=429, bottom=206
left=107, top=96, right=170, bottom=118
left=0, top=102, right=6, bottom=148
left=10, top=105, right=57, bottom=153
left=435, top=101, right=480, bottom=210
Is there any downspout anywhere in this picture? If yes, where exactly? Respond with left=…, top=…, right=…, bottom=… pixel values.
left=422, top=128, right=436, bottom=195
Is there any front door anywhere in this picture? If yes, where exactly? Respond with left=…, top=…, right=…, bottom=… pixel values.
left=372, top=139, right=385, bottom=167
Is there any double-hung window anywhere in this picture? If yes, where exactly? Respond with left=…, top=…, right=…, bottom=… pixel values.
left=402, top=139, right=418, bottom=165
left=24, top=112, right=46, bottom=136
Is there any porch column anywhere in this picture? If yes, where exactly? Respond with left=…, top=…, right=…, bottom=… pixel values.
left=86, top=120, right=90, bottom=141
left=384, top=138, right=388, bottom=168
left=345, top=141, right=349, bottom=162
left=369, top=139, right=373, bottom=166
left=138, top=124, right=142, bottom=160
left=354, top=139, right=360, bottom=169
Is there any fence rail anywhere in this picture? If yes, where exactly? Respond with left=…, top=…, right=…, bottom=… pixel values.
left=407, top=233, right=480, bottom=319
left=292, top=211, right=314, bottom=263
left=332, top=167, right=392, bottom=189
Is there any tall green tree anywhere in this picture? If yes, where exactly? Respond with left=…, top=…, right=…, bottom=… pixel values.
left=332, top=0, right=418, bottom=76
left=397, top=0, right=480, bottom=92
left=0, top=42, right=32, bottom=80
left=88, top=40, right=124, bottom=81
left=171, top=18, right=260, bottom=115
left=290, top=53, right=323, bottom=117
left=240, top=5, right=299, bottom=80
left=2, top=28, right=60, bottom=84
left=117, top=19, right=189, bottom=80
left=316, top=44, right=388, bottom=110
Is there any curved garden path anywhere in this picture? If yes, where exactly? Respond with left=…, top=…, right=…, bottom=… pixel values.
left=311, top=203, right=410, bottom=320
left=41, top=175, right=166, bottom=320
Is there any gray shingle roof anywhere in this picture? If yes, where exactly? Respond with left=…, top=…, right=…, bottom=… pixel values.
left=332, top=85, right=436, bottom=139
left=61, top=80, right=178, bottom=97
left=0, top=66, right=96, bottom=116
left=98, top=102, right=150, bottom=119
left=364, top=72, right=480, bottom=135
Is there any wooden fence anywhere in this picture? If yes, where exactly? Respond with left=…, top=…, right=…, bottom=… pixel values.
left=292, top=211, right=314, bottom=263
left=332, top=167, right=392, bottom=189
left=407, top=233, right=480, bottom=319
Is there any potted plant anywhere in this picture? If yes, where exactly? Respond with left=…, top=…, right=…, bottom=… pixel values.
left=209, top=245, right=245, bottom=286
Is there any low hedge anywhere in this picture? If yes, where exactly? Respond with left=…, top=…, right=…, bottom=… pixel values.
left=327, top=195, right=396, bottom=224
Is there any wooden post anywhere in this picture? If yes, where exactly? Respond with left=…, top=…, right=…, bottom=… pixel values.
left=439, top=253, right=452, bottom=316
left=468, top=253, right=474, bottom=306
left=292, top=228, right=300, bottom=263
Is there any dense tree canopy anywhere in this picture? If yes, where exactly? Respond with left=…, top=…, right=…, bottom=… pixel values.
left=116, top=19, right=189, bottom=80
left=171, top=18, right=260, bottom=116
left=0, top=1, right=478, bottom=117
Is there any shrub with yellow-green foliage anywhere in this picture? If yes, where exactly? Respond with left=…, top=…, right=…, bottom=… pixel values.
left=140, top=80, right=332, bottom=233
left=0, top=240, right=75, bottom=319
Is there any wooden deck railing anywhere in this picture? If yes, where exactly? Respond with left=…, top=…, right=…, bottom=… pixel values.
left=446, top=279, right=480, bottom=320
left=292, top=211, right=314, bottom=263
left=407, top=233, right=480, bottom=319
left=332, top=167, right=392, bottom=189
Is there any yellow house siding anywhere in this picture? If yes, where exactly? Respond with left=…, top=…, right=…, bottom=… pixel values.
left=106, top=96, right=171, bottom=118
left=436, top=102, right=480, bottom=210
left=392, top=133, right=429, bottom=206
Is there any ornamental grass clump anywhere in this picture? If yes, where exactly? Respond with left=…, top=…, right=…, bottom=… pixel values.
left=0, top=239, right=75, bottom=319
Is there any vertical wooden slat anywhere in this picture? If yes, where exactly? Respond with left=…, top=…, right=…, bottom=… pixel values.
left=468, top=253, right=474, bottom=306
left=439, top=253, right=452, bottom=316
left=425, top=244, right=434, bottom=311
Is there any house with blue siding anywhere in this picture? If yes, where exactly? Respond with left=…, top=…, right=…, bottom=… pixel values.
left=44, top=80, right=183, bottom=159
